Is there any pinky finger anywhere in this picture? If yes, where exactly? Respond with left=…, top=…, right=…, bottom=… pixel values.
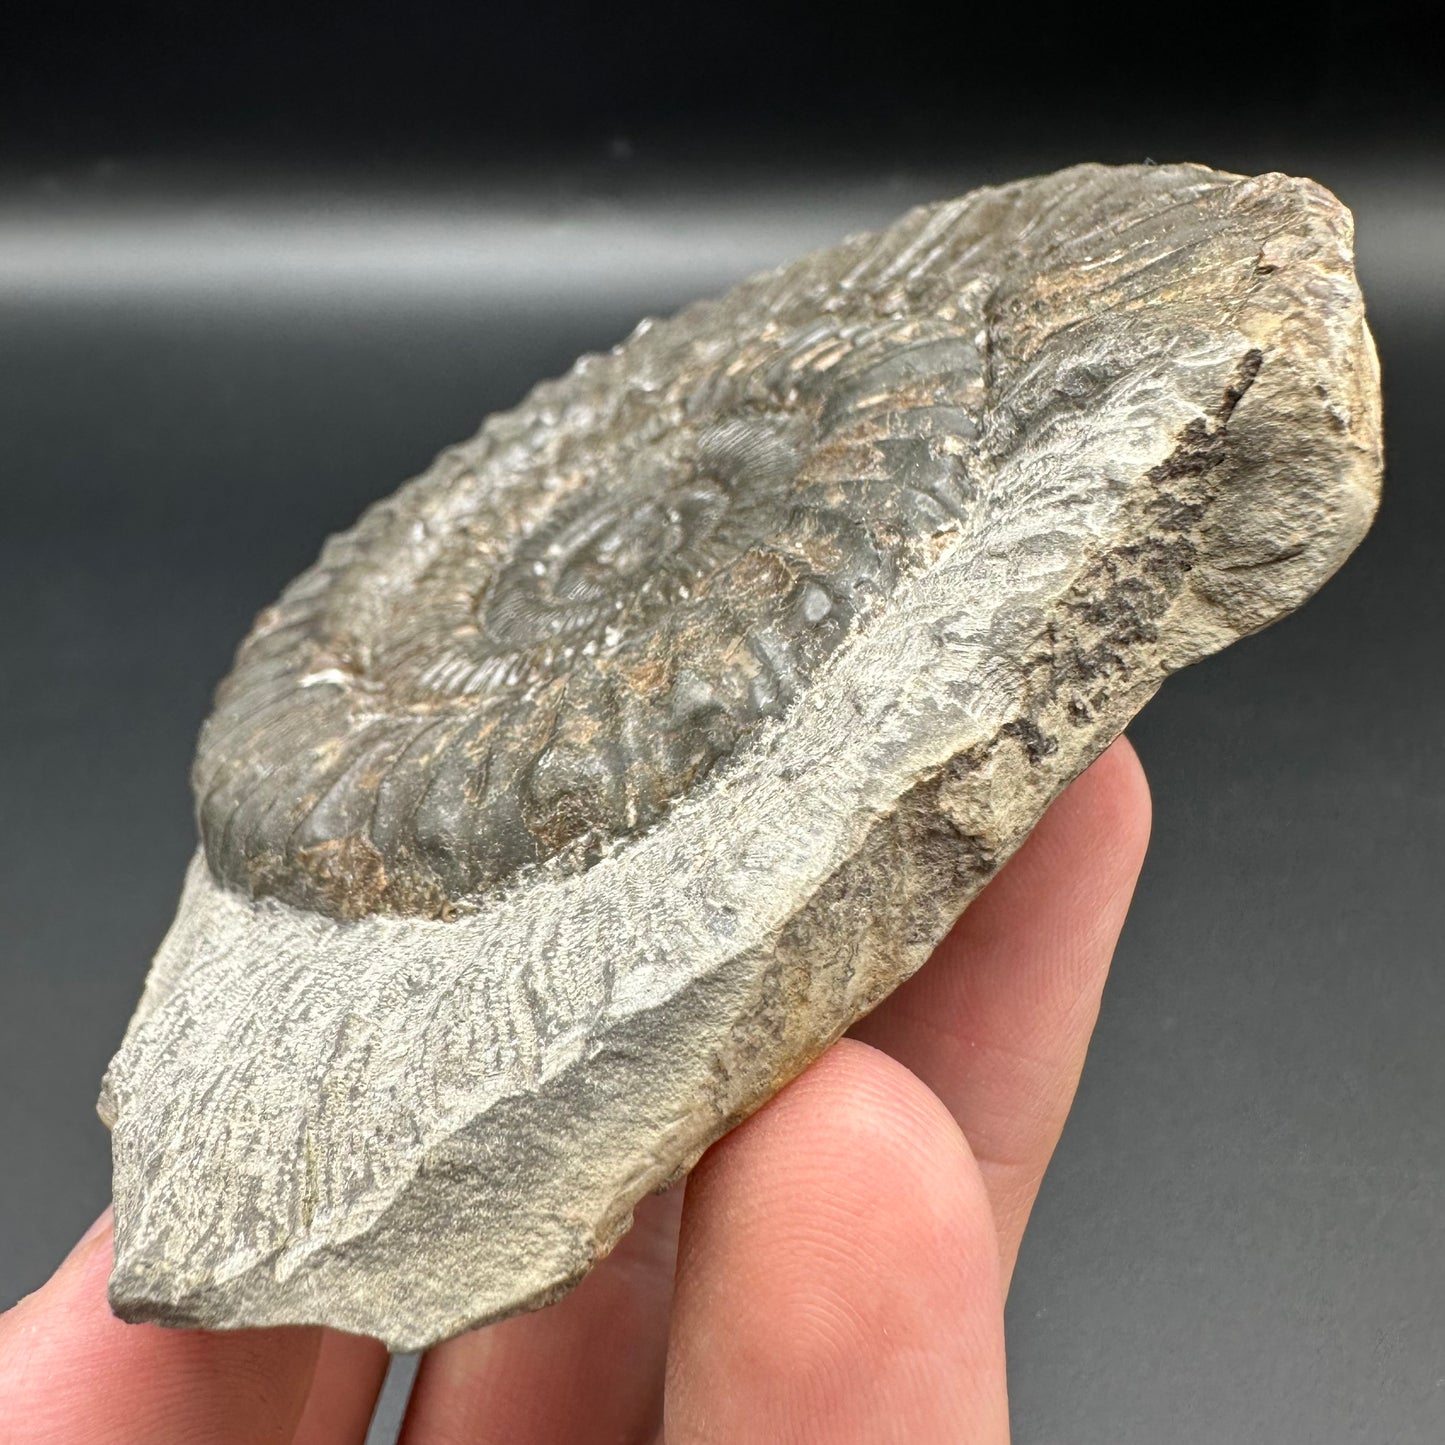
left=662, top=1040, right=1009, bottom=1444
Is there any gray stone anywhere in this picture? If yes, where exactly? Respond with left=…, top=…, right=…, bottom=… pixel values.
left=100, top=163, right=1382, bottom=1350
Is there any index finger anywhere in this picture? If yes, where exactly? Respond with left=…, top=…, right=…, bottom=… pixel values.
left=850, top=735, right=1151, bottom=1287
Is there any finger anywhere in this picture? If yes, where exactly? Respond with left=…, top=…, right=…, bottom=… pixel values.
left=850, top=735, right=1151, bottom=1287
left=0, top=1211, right=323, bottom=1444
left=399, top=1185, right=683, bottom=1445
left=663, top=1039, right=1009, bottom=1445
left=292, top=1328, right=390, bottom=1445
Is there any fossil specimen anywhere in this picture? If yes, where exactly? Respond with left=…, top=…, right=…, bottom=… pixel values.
left=100, top=163, right=1382, bottom=1350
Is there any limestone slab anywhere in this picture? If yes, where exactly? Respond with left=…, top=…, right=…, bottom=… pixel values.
left=100, top=163, right=1382, bottom=1350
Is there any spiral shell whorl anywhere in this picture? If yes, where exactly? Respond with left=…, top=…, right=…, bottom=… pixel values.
left=196, top=206, right=994, bottom=917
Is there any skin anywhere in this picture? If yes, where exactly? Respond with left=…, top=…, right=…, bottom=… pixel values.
left=0, top=736, right=1151, bottom=1445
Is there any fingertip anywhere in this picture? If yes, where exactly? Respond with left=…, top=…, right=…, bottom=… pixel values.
left=845, top=734, right=1153, bottom=1298
left=1081, top=734, right=1152, bottom=873
left=1, top=1211, right=322, bottom=1445
left=666, top=1040, right=1009, bottom=1443
left=1020, top=736, right=1151, bottom=909
left=400, top=1186, right=682, bottom=1445
left=291, top=1328, right=390, bottom=1445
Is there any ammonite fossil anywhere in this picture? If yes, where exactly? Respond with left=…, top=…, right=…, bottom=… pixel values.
left=100, top=163, right=1382, bottom=1349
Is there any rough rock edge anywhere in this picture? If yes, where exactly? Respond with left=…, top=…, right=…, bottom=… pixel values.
left=101, top=165, right=1381, bottom=1349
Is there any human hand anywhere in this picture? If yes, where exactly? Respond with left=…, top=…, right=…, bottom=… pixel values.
left=0, top=738, right=1150, bottom=1444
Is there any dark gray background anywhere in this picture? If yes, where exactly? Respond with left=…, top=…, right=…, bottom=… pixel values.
left=2, top=2, right=1443, bottom=1438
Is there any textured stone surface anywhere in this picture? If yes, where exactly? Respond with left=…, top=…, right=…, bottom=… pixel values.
left=100, top=163, right=1381, bottom=1350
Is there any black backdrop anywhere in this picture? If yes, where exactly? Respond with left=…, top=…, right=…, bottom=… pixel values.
left=5, top=1, right=1443, bottom=169
left=3, top=4, right=1442, bottom=1441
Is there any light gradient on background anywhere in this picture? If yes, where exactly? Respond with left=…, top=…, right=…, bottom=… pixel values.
left=2, top=165, right=1441, bottom=1442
